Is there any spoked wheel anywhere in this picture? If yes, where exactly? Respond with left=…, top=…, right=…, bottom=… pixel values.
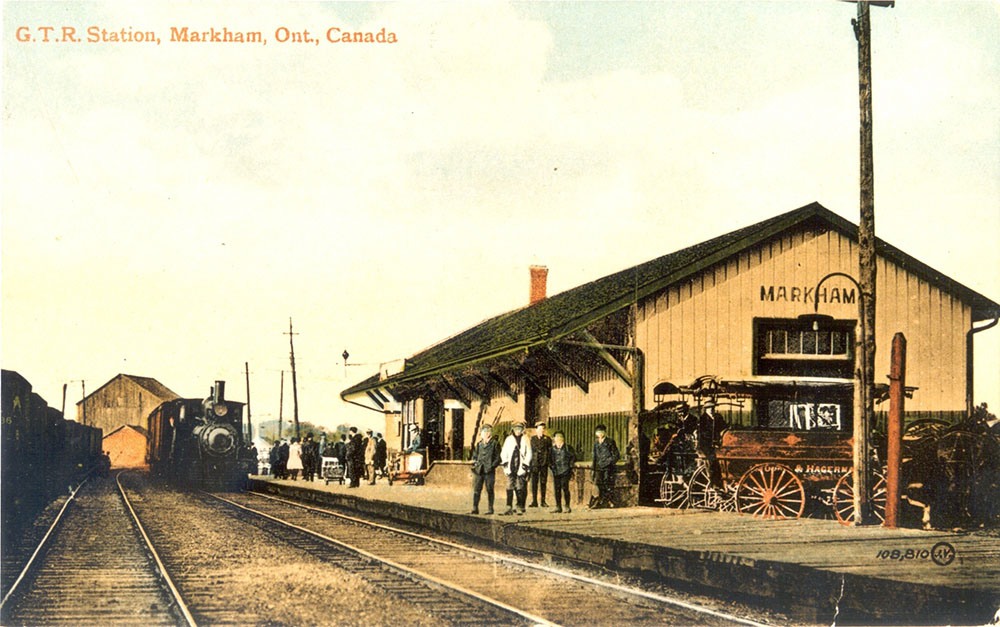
left=687, top=466, right=714, bottom=509
left=936, top=430, right=1000, bottom=478
left=686, top=465, right=736, bottom=511
left=659, top=473, right=689, bottom=509
left=736, top=463, right=806, bottom=520
left=833, top=470, right=887, bottom=525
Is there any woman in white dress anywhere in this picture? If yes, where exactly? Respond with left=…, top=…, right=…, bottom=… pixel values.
left=287, top=436, right=304, bottom=480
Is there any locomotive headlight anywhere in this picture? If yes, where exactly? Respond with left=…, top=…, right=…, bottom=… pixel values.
left=213, top=403, right=229, bottom=417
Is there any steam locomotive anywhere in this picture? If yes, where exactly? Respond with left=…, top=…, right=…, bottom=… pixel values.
left=146, top=380, right=248, bottom=490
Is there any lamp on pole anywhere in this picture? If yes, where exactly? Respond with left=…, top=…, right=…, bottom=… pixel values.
left=812, top=271, right=871, bottom=525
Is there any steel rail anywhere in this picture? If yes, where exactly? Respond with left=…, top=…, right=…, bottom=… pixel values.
left=116, top=471, right=198, bottom=627
left=202, top=492, right=554, bottom=627
left=246, top=490, right=771, bottom=627
left=0, top=477, right=90, bottom=610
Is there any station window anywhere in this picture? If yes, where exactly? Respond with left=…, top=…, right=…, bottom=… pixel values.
left=754, top=318, right=855, bottom=378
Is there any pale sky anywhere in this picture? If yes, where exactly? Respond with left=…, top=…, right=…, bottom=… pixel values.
left=3, top=1, right=998, bottom=433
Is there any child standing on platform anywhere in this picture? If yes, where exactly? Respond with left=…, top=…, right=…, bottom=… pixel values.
left=549, top=431, right=576, bottom=513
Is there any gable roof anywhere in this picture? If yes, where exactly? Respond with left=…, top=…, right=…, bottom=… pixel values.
left=103, top=424, right=149, bottom=439
left=342, top=202, right=1000, bottom=398
left=78, top=374, right=180, bottom=405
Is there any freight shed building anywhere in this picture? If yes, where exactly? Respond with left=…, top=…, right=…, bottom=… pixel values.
left=102, top=424, right=149, bottom=468
left=77, top=374, right=179, bottom=435
left=341, top=203, right=1000, bottom=504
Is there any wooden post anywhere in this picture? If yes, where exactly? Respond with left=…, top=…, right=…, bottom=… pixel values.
left=286, top=318, right=301, bottom=440
left=885, top=333, right=906, bottom=528
left=81, top=380, right=87, bottom=427
left=244, top=362, right=253, bottom=442
left=61, top=383, right=67, bottom=420
left=630, top=350, right=645, bottom=507
left=278, top=370, right=284, bottom=441
left=854, top=0, right=881, bottom=525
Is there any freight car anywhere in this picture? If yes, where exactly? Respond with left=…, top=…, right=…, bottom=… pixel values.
left=146, top=380, right=248, bottom=490
left=1, top=369, right=103, bottom=545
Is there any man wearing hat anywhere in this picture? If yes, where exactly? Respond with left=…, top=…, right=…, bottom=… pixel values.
left=591, top=424, right=620, bottom=508
left=405, top=424, right=422, bottom=454
left=346, top=426, right=365, bottom=488
left=364, top=428, right=377, bottom=484
left=374, top=432, right=388, bottom=480
left=469, top=424, right=501, bottom=515
left=697, top=399, right=727, bottom=487
left=528, top=422, right=552, bottom=508
left=499, top=422, right=532, bottom=515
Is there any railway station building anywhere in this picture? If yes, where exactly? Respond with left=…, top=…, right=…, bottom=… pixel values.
left=77, top=374, right=179, bottom=434
left=341, top=202, right=1000, bottom=505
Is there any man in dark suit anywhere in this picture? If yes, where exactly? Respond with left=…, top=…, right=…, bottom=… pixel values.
left=346, top=427, right=364, bottom=488
left=529, top=422, right=552, bottom=507
left=469, top=425, right=501, bottom=515
left=374, top=433, right=388, bottom=480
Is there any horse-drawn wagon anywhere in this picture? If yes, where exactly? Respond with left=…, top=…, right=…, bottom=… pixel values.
left=650, top=378, right=999, bottom=527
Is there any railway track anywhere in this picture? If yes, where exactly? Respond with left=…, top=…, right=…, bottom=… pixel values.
left=119, top=474, right=534, bottom=625
left=210, top=489, right=774, bottom=626
left=0, top=474, right=187, bottom=626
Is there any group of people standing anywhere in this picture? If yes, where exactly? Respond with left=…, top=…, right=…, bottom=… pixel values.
left=268, top=429, right=388, bottom=486
left=341, top=427, right=389, bottom=487
left=268, top=433, right=323, bottom=481
left=469, top=421, right=620, bottom=515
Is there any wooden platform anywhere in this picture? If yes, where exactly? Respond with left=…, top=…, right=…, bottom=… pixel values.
left=250, top=476, right=1000, bottom=624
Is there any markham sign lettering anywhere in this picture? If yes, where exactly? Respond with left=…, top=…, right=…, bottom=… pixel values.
left=759, top=285, right=856, bottom=305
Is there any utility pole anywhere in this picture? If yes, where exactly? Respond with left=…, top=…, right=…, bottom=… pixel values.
left=286, top=318, right=301, bottom=440
left=81, top=380, right=87, bottom=426
left=851, top=0, right=892, bottom=525
left=61, top=383, right=68, bottom=420
left=278, top=370, right=285, bottom=441
left=244, top=362, right=253, bottom=442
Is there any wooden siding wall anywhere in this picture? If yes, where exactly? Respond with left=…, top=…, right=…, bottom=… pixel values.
left=635, top=226, right=970, bottom=413
left=548, top=359, right=632, bottom=416
left=461, top=388, right=528, bottom=455
left=455, top=359, right=634, bottom=450
left=79, top=379, right=173, bottom=434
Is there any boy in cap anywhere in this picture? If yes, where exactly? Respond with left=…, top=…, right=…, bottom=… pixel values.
left=469, top=424, right=501, bottom=515
left=499, top=422, right=532, bottom=515
left=591, top=424, right=620, bottom=508
left=549, top=431, right=576, bottom=513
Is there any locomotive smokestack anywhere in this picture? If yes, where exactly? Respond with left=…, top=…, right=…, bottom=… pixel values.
left=214, top=381, right=226, bottom=403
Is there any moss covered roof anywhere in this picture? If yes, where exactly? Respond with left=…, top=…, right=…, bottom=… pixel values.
left=343, top=202, right=999, bottom=398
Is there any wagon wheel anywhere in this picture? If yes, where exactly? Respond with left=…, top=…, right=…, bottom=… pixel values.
left=686, top=465, right=736, bottom=511
left=659, top=473, right=689, bottom=509
left=833, top=470, right=887, bottom=525
left=687, top=466, right=715, bottom=509
left=936, top=430, right=1000, bottom=478
left=736, top=464, right=806, bottom=520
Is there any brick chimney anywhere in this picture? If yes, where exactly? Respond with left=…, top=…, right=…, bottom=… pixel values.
left=529, top=265, right=548, bottom=305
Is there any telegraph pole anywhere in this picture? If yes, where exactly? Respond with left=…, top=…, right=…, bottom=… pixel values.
left=286, top=318, right=301, bottom=440
left=851, top=0, right=892, bottom=524
left=278, top=370, right=285, bottom=441
left=244, top=361, right=253, bottom=442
